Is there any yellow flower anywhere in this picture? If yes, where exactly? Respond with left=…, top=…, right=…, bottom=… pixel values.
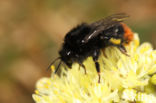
left=33, top=33, right=156, bottom=103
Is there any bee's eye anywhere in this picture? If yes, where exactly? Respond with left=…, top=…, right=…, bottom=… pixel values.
left=67, top=51, right=71, bottom=56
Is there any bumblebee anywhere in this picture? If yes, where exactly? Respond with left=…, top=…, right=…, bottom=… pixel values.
left=50, top=13, right=134, bottom=83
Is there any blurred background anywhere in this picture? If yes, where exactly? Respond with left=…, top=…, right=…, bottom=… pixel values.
left=0, top=0, right=156, bottom=103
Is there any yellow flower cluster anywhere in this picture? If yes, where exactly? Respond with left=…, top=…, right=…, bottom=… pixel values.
left=33, top=33, right=156, bottom=103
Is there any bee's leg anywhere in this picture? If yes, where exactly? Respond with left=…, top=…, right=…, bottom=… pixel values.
left=93, top=50, right=100, bottom=83
left=102, top=48, right=107, bottom=58
left=78, top=62, right=87, bottom=74
left=117, top=45, right=129, bottom=56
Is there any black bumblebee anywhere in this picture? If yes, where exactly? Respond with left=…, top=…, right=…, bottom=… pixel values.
left=50, top=13, right=134, bottom=83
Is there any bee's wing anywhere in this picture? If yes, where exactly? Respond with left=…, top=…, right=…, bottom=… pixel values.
left=90, top=13, right=129, bottom=27
left=82, top=13, right=129, bottom=43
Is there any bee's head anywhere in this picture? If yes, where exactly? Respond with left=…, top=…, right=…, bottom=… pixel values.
left=59, top=45, right=73, bottom=68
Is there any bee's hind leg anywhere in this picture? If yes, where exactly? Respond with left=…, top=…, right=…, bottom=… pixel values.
left=117, top=45, right=129, bottom=56
left=102, top=48, right=107, bottom=58
left=93, top=50, right=101, bottom=83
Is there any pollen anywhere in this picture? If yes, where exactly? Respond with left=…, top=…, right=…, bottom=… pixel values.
left=35, top=90, right=39, bottom=94
left=134, top=54, right=138, bottom=61
left=136, top=92, right=156, bottom=102
left=50, top=65, right=55, bottom=72
left=33, top=95, right=41, bottom=102
left=122, top=89, right=137, bottom=101
left=109, top=38, right=121, bottom=45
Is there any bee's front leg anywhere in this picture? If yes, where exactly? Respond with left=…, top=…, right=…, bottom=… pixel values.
left=93, top=50, right=101, bottom=83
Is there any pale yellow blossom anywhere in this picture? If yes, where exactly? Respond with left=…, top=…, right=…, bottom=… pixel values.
left=33, top=33, right=156, bottom=103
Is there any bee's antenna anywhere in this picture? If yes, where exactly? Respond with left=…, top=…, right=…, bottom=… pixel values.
left=47, top=57, right=61, bottom=71
left=54, top=61, right=62, bottom=74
